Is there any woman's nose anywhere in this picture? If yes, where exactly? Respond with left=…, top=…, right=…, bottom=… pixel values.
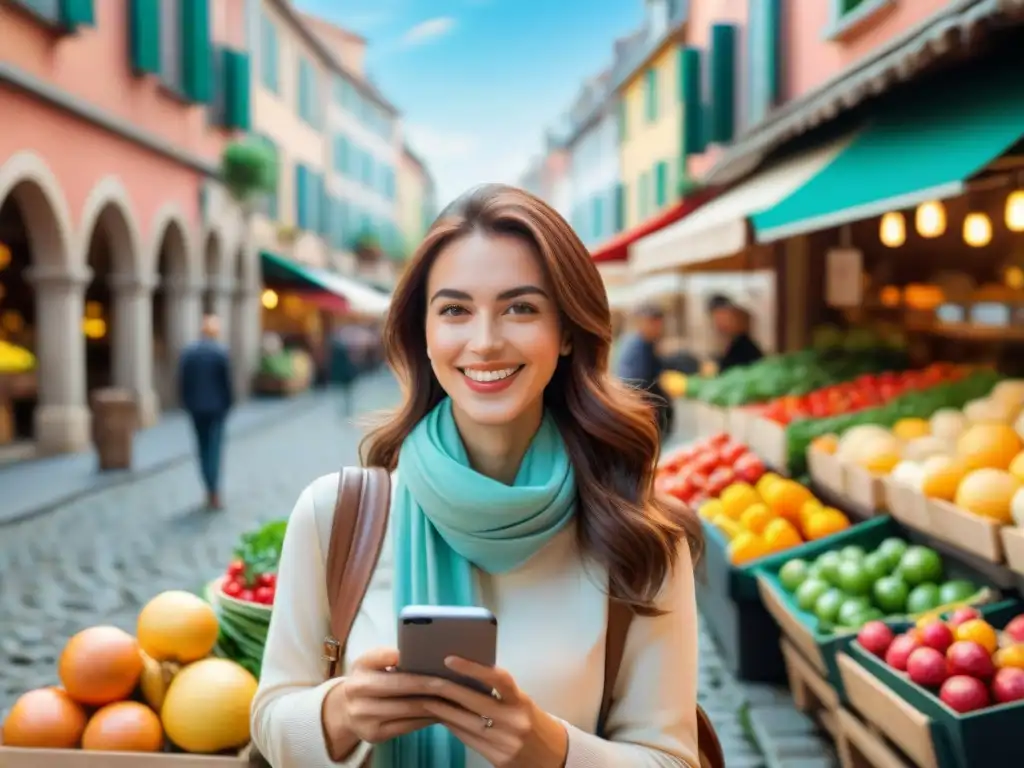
left=467, top=316, right=501, bottom=355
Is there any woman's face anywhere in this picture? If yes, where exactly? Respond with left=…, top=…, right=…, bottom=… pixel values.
left=425, top=230, right=568, bottom=429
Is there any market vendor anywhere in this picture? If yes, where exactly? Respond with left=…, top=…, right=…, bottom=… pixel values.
left=708, top=294, right=764, bottom=374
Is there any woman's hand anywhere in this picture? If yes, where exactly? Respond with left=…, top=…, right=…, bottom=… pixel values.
left=420, top=657, right=569, bottom=768
left=322, top=647, right=437, bottom=754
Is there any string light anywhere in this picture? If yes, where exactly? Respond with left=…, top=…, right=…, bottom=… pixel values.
left=962, top=212, right=992, bottom=248
left=914, top=201, right=946, bottom=238
left=879, top=212, right=906, bottom=248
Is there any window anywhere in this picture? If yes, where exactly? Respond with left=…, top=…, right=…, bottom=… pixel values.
left=839, top=0, right=868, bottom=13
left=638, top=172, right=650, bottom=220
left=617, top=98, right=628, bottom=141
left=654, top=161, right=669, bottom=208
left=644, top=68, right=658, bottom=123
left=614, top=183, right=626, bottom=233
left=747, top=0, right=780, bottom=126
left=159, top=0, right=183, bottom=91
left=333, top=135, right=350, bottom=176
left=828, top=0, right=895, bottom=38
left=298, top=57, right=318, bottom=126
left=362, top=153, right=375, bottom=188
left=259, top=12, right=279, bottom=92
left=591, top=195, right=604, bottom=241
left=12, top=0, right=93, bottom=28
left=257, top=136, right=279, bottom=220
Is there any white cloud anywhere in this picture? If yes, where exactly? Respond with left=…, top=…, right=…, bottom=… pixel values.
left=404, top=123, right=480, bottom=162
left=401, top=17, right=457, bottom=47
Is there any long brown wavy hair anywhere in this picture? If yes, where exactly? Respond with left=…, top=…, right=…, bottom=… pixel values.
left=362, top=184, right=703, bottom=615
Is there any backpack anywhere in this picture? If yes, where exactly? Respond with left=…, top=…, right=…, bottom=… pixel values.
left=252, top=467, right=724, bottom=767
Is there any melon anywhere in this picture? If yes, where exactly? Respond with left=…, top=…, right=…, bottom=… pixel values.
left=954, top=469, right=1021, bottom=523
left=846, top=431, right=902, bottom=474
left=161, top=658, right=258, bottom=754
left=893, top=418, right=931, bottom=441
left=1012, top=487, right=1024, bottom=527
left=137, top=590, right=220, bottom=665
left=930, top=409, right=969, bottom=442
left=1, top=688, right=87, bottom=748
left=920, top=455, right=968, bottom=502
left=59, top=626, right=144, bottom=707
left=1010, top=452, right=1024, bottom=483
left=991, top=380, right=1024, bottom=408
left=957, top=423, right=1023, bottom=471
left=902, top=436, right=952, bottom=463
left=891, top=461, right=925, bottom=490
left=836, top=425, right=893, bottom=463
left=963, top=397, right=1017, bottom=425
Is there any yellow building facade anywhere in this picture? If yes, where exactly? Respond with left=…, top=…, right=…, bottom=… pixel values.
left=619, top=36, right=686, bottom=231
left=397, top=146, right=432, bottom=255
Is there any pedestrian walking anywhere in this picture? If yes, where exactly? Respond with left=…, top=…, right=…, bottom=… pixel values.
left=250, top=184, right=707, bottom=768
left=328, top=330, right=359, bottom=418
left=178, top=314, right=233, bottom=510
left=615, top=302, right=675, bottom=440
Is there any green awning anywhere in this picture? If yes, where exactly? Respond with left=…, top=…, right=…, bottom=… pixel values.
left=260, top=251, right=390, bottom=317
left=752, top=58, right=1024, bottom=242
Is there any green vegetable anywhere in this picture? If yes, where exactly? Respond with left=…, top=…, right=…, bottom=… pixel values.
left=234, top=519, right=288, bottom=586
left=259, top=351, right=294, bottom=378
left=784, top=369, right=1002, bottom=475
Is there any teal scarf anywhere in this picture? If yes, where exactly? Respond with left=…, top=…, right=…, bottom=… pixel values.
left=374, top=397, right=576, bottom=767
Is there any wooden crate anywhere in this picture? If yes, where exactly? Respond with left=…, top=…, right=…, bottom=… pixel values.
left=882, top=478, right=931, bottom=532
left=1001, top=526, right=1024, bottom=577
left=808, top=445, right=845, bottom=499
left=836, top=708, right=917, bottom=768
left=836, top=653, right=942, bottom=768
left=844, top=465, right=887, bottom=517
left=780, top=638, right=840, bottom=741
left=0, top=743, right=248, bottom=768
left=695, top=402, right=727, bottom=437
left=926, top=499, right=1005, bottom=563
left=748, top=416, right=788, bottom=473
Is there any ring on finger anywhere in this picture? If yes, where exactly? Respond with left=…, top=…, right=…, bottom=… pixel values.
left=480, top=715, right=494, bottom=729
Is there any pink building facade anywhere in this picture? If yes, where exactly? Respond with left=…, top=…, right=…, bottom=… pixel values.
left=0, top=0, right=253, bottom=456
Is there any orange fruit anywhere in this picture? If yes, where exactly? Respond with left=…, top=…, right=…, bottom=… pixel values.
left=803, top=508, right=850, bottom=541
left=728, top=531, right=769, bottom=566
left=720, top=483, right=760, bottom=519
left=799, top=499, right=825, bottom=532
left=739, top=503, right=776, bottom=535
left=995, top=645, right=1024, bottom=669
left=755, top=472, right=782, bottom=496
left=955, top=619, right=998, bottom=654
left=763, top=518, right=803, bottom=553
left=762, top=480, right=813, bottom=525
left=712, top=516, right=743, bottom=541
left=698, top=500, right=725, bottom=520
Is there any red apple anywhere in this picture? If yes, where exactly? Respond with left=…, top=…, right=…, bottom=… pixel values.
left=940, top=675, right=991, bottom=713
left=1004, top=615, right=1024, bottom=644
left=920, top=621, right=955, bottom=654
left=907, top=647, right=949, bottom=688
left=733, top=453, right=766, bottom=483
left=947, top=607, right=982, bottom=628
left=992, top=667, right=1024, bottom=704
left=885, top=633, right=924, bottom=671
left=857, top=621, right=896, bottom=658
left=947, top=641, right=995, bottom=679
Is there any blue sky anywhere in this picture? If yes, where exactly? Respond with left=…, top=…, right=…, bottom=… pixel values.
left=295, top=0, right=644, bottom=206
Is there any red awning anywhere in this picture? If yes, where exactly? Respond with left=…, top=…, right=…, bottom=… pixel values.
left=590, top=191, right=715, bottom=263
left=298, top=291, right=352, bottom=315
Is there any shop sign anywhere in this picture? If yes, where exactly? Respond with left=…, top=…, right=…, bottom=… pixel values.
left=825, top=247, right=863, bottom=308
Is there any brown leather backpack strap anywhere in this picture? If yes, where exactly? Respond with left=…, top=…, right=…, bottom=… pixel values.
left=696, top=706, right=725, bottom=768
left=322, top=466, right=391, bottom=678
left=597, top=597, right=633, bottom=738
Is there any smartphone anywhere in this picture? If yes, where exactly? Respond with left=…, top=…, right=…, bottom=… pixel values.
left=397, top=605, right=498, bottom=694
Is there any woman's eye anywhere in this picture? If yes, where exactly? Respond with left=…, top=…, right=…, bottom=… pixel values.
left=439, top=304, right=467, bottom=316
left=506, top=303, right=538, bottom=315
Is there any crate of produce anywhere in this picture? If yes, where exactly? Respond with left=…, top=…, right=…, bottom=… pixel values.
left=726, top=406, right=757, bottom=444
left=755, top=516, right=997, bottom=702
left=779, top=638, right=840, bottom=739
left=694, top=401, right=727, bottom=437
left=882, top=475, right=932, bottom=532
left=784, top=369, right=1003, bottom=478
left=846, top=602, right=1024, bottom=768
left=808, top=436, right=846, bottom=500
left=834, top=706, right=931, bottom=768
left=1000, top=526, right=1024, bottom=583
left=0, top=590, right=257, bottom=765
left=747, top=416, right=788, bottom=473
left=844, top=464, right=888, bottom=518
left=926, top=498, right=1005, bottom=563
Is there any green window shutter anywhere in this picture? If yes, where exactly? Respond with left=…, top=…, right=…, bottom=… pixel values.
left=638, top=172, right=649, bottom=220
left=617, top=98, right=628, bottom=141
left=681, top=47, right=705, bottom=156
left=60, top=0, right=94, bottom=27
left=128, top=0, right=160, bottom=75
left=181, top=0, right=212, bottom=103
left=655, top=161, right=669, bottom=208
left=709, top=24, right=737, bottom=144
left=295, top=165, right=308, bottom=230
left=223, top=49, right=251, bottom=130
left=645, top=68, right=658, bottom=122
left=614, top=183, right=626, bottom=232
left=747, top=0, right=781, bottom=125
left=591, top=196, right=603, bottom=241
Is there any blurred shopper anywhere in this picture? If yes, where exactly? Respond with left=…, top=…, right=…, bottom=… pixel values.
left=328, top=329, right=360, bottom=417
left=615, top=303, right=674, bottom=438
left=178, top=314, right=233, bottom=510
left=707, top=294, right=763, bottom=374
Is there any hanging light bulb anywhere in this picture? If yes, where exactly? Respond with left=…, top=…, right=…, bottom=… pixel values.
left=1006, top=190, right=1024, bottom=232
left=261, top=288, right=279, bottom=309
left=915, top=201, right=946, bottom=238
left=963, top=212, right=992, bottom=248
left=879, top=212, right=906, bottom=248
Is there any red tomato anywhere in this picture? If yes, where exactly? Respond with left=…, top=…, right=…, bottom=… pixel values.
left=693, top=452, right=719, bottom=475
left=226, top=560, right=245, bottom=579
left=706, top=467, right=735, bottom=497
left=254, top=586, right=275, bottom=605
left=257, top=572, right=277, bottom=588
left=222, top=580, right=243, bottom=598
left=689, top=471, right=709, bottom=492
left=734, top=453, right=765, bottom=484
left=239, top=588, right=256, bottom=603
left=688, top=493, right=709, bottom=510
left=720, top=441, right=747, bottom=465
left=709, top=433, right=730, bottom=448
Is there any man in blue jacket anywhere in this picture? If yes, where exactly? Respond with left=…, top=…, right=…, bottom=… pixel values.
left=178, top=314, right=234, bottom=509
left=615, top=303, right=674, bottom=439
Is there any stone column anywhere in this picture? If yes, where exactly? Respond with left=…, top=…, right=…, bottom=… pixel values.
left=231, top=281, right=262, bottom=399
left=26, top=264, right=92, bottom=455
left=110, top=272, right=160, bottom=428
left=160, top=276, right=204, bottom=408
left=208, top=275, right=235, bottom=349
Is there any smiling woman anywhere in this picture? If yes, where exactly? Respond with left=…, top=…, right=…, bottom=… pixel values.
left=250, top=184, right=705, bottom=768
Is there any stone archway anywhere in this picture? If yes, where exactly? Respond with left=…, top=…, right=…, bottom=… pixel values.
left=0, top=151, right=88, bottom=456
left=78, top=177, right=159, bottom=427
left=151, top=213, right=197, bottom=408
left=230, top=244, right=260, bottom=398
left=203, top=231, right=233, bottom=346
